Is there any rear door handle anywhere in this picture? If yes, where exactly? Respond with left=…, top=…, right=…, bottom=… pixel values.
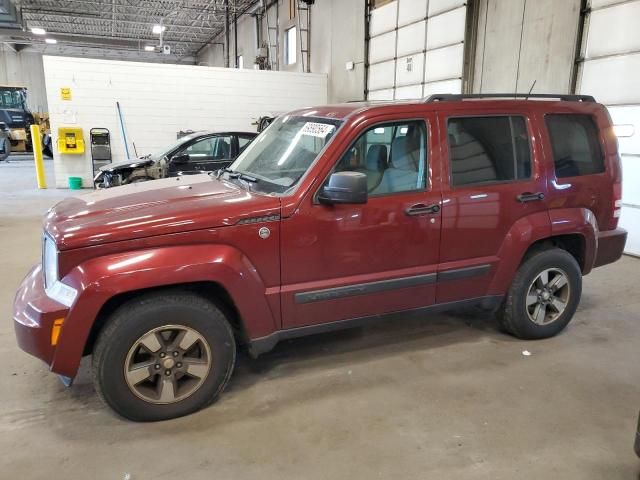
left=516, top=192, right=545, bottom=203
left=405, top=203, right=440, bottom=216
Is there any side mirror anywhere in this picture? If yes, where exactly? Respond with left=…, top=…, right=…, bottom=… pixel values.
left=171, top=154, right=190, bottom=164
left=318, top=171, right=368, bottom=205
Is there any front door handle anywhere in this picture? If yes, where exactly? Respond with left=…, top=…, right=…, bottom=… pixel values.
left=405, top=203, right=440, bottom=216
left=516, top=192, right=545, bottom=203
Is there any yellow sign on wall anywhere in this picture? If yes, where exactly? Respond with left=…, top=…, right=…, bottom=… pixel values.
left=60, top=87, right=72, bottom=101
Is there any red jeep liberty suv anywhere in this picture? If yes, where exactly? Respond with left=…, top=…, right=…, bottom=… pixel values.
left=14, top=94, right=626, bottom=421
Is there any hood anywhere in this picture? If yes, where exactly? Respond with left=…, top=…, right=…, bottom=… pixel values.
left=99, top=158, right=154, bottom=172
left=44, top=174, right=281, bottom=250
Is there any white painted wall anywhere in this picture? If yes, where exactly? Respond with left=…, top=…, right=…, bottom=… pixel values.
left=0, top=46, right=48, bottom=112
left=43, top=56, right=327, bottom=188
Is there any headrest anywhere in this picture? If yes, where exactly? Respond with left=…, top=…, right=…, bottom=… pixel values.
left=366, top=144, right=388, bottom=171
left=391, top=136, right=419, bottom=171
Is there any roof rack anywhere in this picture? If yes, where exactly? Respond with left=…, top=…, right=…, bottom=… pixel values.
left=424, top=93, right=596, bottom=103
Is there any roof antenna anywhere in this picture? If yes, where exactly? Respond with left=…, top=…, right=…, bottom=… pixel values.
left=525, top=80, right=537, bottom=100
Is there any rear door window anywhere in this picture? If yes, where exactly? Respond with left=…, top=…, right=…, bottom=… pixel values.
left=447, top=116, right=531, bottom=187
left=545, top=114, right=605, bottom=178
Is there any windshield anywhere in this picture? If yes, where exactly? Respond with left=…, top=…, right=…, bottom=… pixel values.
left=0, top=89, right=25, bottom=109
left=228, top=115, right=340, bottom=194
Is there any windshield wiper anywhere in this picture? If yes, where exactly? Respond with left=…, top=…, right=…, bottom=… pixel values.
left=214, top=167, right=234, bottom=179
left=236, top=172, right=258, bottom=183
left=214, top=168, right=258, bottom=183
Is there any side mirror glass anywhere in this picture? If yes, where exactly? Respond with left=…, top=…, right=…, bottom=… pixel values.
left=318, top=171, right=368, bottom=205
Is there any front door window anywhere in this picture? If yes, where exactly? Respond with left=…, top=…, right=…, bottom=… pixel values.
left=335, top=121, right=428, bottom=195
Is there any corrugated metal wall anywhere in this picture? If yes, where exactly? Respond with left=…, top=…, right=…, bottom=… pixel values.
left=472, top=0, right=581, bottom=94
left=0, top=47, right=49, bottom=112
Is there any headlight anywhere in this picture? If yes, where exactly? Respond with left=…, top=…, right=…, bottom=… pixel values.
left=43, top=234, right=58, bottom=289
left=42, top=234, right=77, bottom=307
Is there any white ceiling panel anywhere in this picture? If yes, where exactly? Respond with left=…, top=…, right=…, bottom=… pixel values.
left=395, top=84, right=423, bottom=99
left=425, top=43, right=464, bottom=82
left=370, top=1, right=398, bottom=36
left=428, top=0, right=466, bottom=17
left=368, top=88, right=395, bottom=101
left=579, top=53, right=640, bottom=105
left=608, top=105, right=640, bottom=155
left=423, top=78, right=463, bottom=97
left=586, top=1, right=640, bottom=58
left=590, top=0, right=637, bottom=9
left=397, top=21, right=427, bottom=57
left=395, top=54, right=426, bottom=86
left=398, top=0, right=428, bottom=26
left=426, top=6, right=466, bottom=50
left=368, top=60, right=397, bottom=91
left=369, top=31, right=397, bottom=64
left=619, top=206, right=640, bottom=255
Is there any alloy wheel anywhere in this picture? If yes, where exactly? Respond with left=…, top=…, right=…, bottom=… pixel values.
left=124, top=325, right=212, bottom=404
left=526, top=268, right=571, bottom=325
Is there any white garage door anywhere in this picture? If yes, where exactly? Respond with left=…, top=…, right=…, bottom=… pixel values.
left=367, top=0, right=467, bottom=100
left=577, top=0, right=640, bottom=255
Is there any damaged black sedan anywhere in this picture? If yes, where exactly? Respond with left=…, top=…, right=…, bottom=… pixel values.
left=94, top=131, right=257, bottom=188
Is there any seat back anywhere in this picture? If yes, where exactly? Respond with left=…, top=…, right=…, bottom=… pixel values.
left=448, top=123, right=497, bottom=186
left=373, top=128, right=423, bottom=194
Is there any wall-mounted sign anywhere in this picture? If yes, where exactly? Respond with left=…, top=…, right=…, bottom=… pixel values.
left=60, top=87, right=72, bottom=101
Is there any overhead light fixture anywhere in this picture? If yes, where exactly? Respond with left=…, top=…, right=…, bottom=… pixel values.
left=144, top=45, right=156, bottom=52
left=152, top=25, right=166, bottom=34
left=45, top=38, right=57, bottom=44
left=613, top=124, right=635, bottom=138
left=31, top=27, right=46, bottom=35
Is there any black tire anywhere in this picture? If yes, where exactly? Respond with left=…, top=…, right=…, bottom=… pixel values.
left=92, top=291, right=236, bottom=421
left=42, top=134, right=53, bottom=158
left=498, top=248, right=582, bottom=340
left=0, top=136, right=10, bottom=161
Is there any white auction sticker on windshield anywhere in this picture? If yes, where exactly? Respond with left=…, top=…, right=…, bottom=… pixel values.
left=301, top=122, right=335, bottom=138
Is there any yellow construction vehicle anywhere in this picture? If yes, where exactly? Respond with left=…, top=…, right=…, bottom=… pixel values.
left=0, top=85, right=51, bottom=161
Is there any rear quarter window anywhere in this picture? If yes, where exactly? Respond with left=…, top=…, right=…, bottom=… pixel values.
left=545, top=114, right=605, bottom=178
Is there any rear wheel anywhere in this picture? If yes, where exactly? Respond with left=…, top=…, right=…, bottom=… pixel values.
left=92, top=291, right=236, bottom=421
left=499, top=248, right=582, bottom=339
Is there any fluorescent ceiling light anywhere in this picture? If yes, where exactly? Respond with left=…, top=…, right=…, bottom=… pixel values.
left=31, top=27, right=46, bottom=35
left=613, top=124, right=635, bottom=138
left=45, top=38, right=57, bottom=44
left=144, top=45, right=156, bottom=52
left=152, top=25, right=166, bottom=34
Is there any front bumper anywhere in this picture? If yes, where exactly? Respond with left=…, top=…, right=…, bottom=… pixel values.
left=13, top=265, right=69, bottom=369
left=594, top=228, right=627, bottom=268
left=8, top=128, right=27, bottom=141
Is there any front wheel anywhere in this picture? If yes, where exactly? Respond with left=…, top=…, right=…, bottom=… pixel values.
left=92, top=291, right=236, bottom=421
left=0, top=136, right=10, bottom=161
left=499, top=248, right=582, bottom=340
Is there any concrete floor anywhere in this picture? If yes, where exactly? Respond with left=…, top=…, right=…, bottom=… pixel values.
left=1, top=158, right=639, bottom=479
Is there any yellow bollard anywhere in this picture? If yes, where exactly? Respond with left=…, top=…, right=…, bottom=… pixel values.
left=30, top=124, right=46, bottom=189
